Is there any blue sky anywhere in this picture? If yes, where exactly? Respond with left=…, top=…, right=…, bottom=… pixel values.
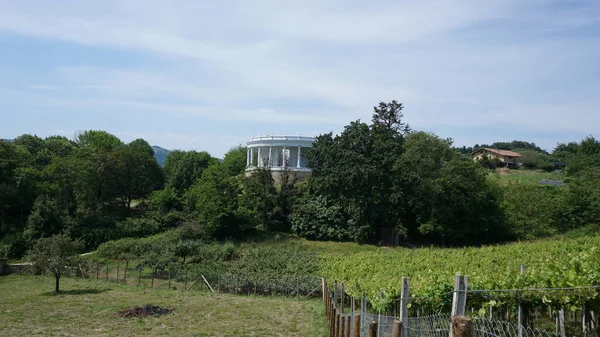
left=0, top=0, right=599, bottom=157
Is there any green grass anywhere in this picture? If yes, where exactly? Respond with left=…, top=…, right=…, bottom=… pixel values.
left=0, top=275, right=327, bottom=337
left=490, top=169, right=566, bottom=185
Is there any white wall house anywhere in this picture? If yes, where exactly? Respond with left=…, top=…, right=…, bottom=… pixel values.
left=246, top=135, right=315, bottom=181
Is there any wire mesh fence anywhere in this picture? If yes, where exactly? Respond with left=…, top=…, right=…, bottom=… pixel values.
left=323, top=276, right=597, bottom=337
left=472, top=316, right=561, bottom=337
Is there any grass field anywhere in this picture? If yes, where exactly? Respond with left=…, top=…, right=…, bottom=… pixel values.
left=0, top=275, right=327, bottom=337
left=490, top=168, right=566, bottom=185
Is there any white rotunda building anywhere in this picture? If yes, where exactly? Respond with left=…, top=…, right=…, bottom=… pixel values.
left=246, top=135, right=315, bottom=182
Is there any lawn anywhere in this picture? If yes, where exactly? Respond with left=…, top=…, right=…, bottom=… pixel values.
left=0, top=275, right=327, bottom=337
left=490, top=168, right=566, bottom=185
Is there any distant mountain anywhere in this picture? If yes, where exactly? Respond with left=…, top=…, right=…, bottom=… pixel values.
left=152, top=146, right=171, bottom=166
left=1, top=138, right=13, bottom=142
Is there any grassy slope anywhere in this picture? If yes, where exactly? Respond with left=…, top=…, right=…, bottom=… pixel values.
left=491, top=169, right=566, bottom=185
left=0, top=275, right=327, bottom=337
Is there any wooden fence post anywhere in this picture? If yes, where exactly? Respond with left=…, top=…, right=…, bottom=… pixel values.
left=518, top=264, right=526, bottom=337
left=123, top=261, right=128, bottom=283
left=323, top=277, right=327, bottom=307
left=368, top=321, right=377, bottom=337
left=341, top=282, right=345, bottom=314
left=335, top=312, right=340, bottom=337
left=452, top=315, right=472, bottom=337
left=392, top=320, right=403, bottom=337
left=151, top=268, right=155, bottom=288
left=329, top=306, right=336, bottom=337
left=353, top=314, right=360, bottom=337
left=334, top=280, right=339, bottom=309
left=116, top=265, right=120, bottom=283
left=344, top=315, right=350, bottom=337
left=400, top=277, right=410, bottom=337
left=361, top=292, right=367, bottom=315
left=450, top=275, right=469, bottom=337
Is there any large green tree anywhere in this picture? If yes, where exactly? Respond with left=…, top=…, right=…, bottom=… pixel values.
left=306, top=101, right=406, bottom=242
left=163, top=150, right=218, bottom=195
left=121, top=139, right=164, bottom=212
left=221, top=145, right=248, bottom=177
left=186, top=164, right=249, bottom=238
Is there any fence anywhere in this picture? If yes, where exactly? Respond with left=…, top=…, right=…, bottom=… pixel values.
left=12, top=259, right=324, bottom=299
left=322, top=274, right=598, bottom=337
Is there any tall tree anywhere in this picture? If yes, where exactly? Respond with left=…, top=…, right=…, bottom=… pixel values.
left=163, top=150, right=218, bottom=195
left=221, top=145, right=248, bottom=177
left=186, top=164, right=249, bottom=238
left=121, top=139, right=164, bottom=212
left=307, top=100, right=406, bottom=242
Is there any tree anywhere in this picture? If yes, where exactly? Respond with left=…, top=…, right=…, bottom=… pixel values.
left=186, top=164, right=249, bottom=238
left=239, top=168, right=277, bottom=230
left=394, top=131, right=457, bottom=240
left=163, top=150, right=219, bottom=195
left=306, top=100, right=407, bottom=242
left=27, top=234, right=84, bottom=292
left=221, top=145, right=248, bottom=177
left=121, top=139, right=164, bottom=212
left=420, top=160, right=507, bottom=245
left=371, top=100, right=410, bottom=134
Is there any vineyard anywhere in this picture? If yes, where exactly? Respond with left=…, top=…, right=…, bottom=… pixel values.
left=319, top=236, right=600, bottom=314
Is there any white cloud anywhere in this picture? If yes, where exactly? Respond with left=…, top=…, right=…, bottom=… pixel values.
left=0, top=0, right=599, bottom=154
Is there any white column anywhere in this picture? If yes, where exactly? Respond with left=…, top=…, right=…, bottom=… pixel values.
left=258, top=147, right=262, bottom=167
left=247, top=148, right=250, bottom=166
left=283, top=147, right=287, bottom=167
left=297, top=146, right=301, bottom=168
left=269, top=146, right=272, bottom=167
left=250, top=148, right=254, bottom=166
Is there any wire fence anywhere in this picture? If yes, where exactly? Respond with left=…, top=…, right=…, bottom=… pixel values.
left=472, top=317, right=561, bottom=337
left=323, top=276, right=599, bottom=337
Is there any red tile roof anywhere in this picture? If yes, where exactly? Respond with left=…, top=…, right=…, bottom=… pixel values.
left=473, top=148, right=522, bottom=157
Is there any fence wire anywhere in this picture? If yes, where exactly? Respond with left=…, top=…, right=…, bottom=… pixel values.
left=472, top=317, right=561, bottom=337
left=405, top=313, right=452, bottom=337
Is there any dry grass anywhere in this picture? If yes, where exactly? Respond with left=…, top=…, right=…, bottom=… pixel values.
left=0, top=275, right=327, bottom=337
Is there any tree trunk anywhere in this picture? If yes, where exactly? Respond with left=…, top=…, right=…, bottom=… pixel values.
left=55, top=275, right=60, bottom=293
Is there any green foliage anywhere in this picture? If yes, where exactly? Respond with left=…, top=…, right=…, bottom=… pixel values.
left=163, top=150, right=218, bottom=195
left=306, top=101, right=405, bottom=242
left=26, top=233, right=84, bottom=292
left=420, top=160, right=507, bottom=245
left=291, top=195, right=355, bottom=241
left=395, top=131, right=457, bottom=239
left=500, top=183, right=562, bottom=239
left=319, top=236, right=600, bottom=312
left=115, top=218, right=162, bottom=238
left=121, top=139, right=164, bottom=211
left=514, top=148, right=553, bottom=171
left=221, top=145, right=248, bottom=177
left=186, top=164, right=250, bottom=238
left=239, top=168, right=277, bottom=230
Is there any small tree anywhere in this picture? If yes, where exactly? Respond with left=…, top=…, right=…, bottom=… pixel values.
left=27, top=234, right=84, bottom=292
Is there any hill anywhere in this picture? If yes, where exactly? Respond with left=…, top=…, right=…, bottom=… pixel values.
left=151, top=145, right=170, bottom=166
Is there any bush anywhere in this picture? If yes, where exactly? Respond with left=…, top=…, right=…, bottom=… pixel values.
left=501, top=183, right=563, bottom=239
left=116, top=218, right=162, bottom=238
left=291, top=196, right=357, bottom=241
left=0, top=232, right=28, bottom=258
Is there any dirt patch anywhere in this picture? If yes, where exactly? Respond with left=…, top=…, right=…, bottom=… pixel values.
left=118, top=304, right=173, bottom=318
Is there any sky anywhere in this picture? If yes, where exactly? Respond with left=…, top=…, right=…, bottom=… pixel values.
left=0, top=0, right=599, bottom=157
